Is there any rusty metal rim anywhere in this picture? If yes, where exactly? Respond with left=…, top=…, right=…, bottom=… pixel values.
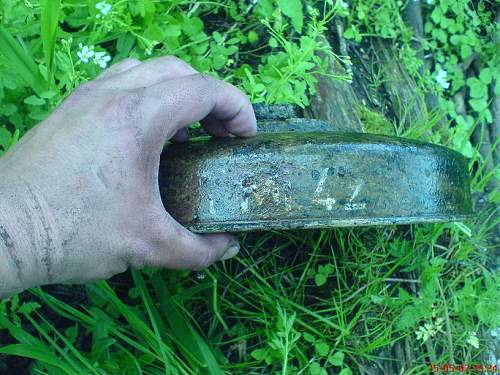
left=186, top=214, right=472, bottom=233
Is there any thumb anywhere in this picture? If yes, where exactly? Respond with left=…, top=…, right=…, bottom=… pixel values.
left=135, top=210, right=240, bottom=270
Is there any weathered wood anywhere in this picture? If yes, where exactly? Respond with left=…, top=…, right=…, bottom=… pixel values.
left=371, top=38, right=428, bottom=130
left=490, top=11, right=500, bottom=167
left=403, top=0, right=424, bottom=77
left=403, top=0, right=446, bottom=124
left=306, top=34, right=364, bottom=133
left=305, top=31, right=454, bottom=375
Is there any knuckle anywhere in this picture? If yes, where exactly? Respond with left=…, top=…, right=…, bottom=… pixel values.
left=157, top=55, right=196, bottom=75
left=185, top=73, right=218, bottom=97
left=119, top=90, right=144, bottom=108
left=197, top=72, right=215, bottom=83
left=71, top=81, right=96, bottom=98
left=198, top=73, right=220, bottom=92
left=160, top=55, right=184, bottom=66
left=58, top=81, right=98, bottom=111
left=161, top=55, right=182, bottom=63
left=104, top=89, right=144, bottom=124
left=121, top=57, right=141, bottom=65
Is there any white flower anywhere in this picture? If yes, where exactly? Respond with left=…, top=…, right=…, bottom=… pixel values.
left=491, top=327, right=500, bottom=337
left=465, top=331, right=479, bottom=349
left=337, top=0, right=349, bottom=10
left=96, top=1, right=112, bottom=18
left=144, top=40, right=159, bottom=56
left=77, top=43, right=95, bottom=63
left=93, top=51, right=111, bottom=68
left=488, top=353, right=500, bottom=369
left=435, top=68, right=450, bottom=90
left=416, top=318, right=444, bottom=342
left=195, top=272, right=206, bottom=280
left=76, top=43, right=111, bottom=68
left=307, top=5, right=319, bottom=18
left=435, top=318, right=444, bottom=331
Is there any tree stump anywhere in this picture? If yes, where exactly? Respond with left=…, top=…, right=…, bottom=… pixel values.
left=306, top=34, right=364, bottom=133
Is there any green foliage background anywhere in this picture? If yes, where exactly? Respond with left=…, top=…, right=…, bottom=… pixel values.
left=0, top=0, right=499, bottom=374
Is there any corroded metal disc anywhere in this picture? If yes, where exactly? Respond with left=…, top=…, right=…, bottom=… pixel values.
left=159, top=131, right=472, bottom=233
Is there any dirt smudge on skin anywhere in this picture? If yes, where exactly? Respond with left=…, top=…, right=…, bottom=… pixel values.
left=0, top=225, right=22, bottom=281
left=25, top=185, right=56, bottom=282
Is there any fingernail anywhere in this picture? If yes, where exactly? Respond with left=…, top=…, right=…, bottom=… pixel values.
left=221, top=241, right=240, bottom=261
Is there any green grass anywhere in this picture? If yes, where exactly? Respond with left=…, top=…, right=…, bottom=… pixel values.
left=0, top=0, right=499, bottom=374
left=0, top=25, right=47, bottom=96
left=40, top=0, right=61, bottom=85
left=3, top=220, right=498, bottom=374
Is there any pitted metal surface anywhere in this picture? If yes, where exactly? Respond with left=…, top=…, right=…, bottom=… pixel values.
left=159, top=106, right=472, bottom=233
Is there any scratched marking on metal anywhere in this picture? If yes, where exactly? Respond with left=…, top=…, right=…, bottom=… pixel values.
left=159, top=106, right=472, bottom=233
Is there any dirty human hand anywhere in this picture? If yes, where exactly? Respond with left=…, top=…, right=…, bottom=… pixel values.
left=0, top=56, right=257, bottom=298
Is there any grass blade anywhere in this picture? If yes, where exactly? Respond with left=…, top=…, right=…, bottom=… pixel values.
left=0, top=25, right=47, bottom=94
left=151, top=273, right=223, bottom=375
left=0, top=315, right=81, bottom=374
left=0, top=344, right=76, bottom=374
left=40, top=0, right=61, bottom=84
left=132, top=270, right=171, bottom=374
left=31, top=288, right=166, bottom=365
left=29, top=312, right=100, bottom=375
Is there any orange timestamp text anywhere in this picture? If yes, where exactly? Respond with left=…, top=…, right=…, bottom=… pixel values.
left=429, top=364, right=498, bottom=373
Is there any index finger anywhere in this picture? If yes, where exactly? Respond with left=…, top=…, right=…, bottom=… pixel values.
left=140, top=73, right=257, bottom=144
